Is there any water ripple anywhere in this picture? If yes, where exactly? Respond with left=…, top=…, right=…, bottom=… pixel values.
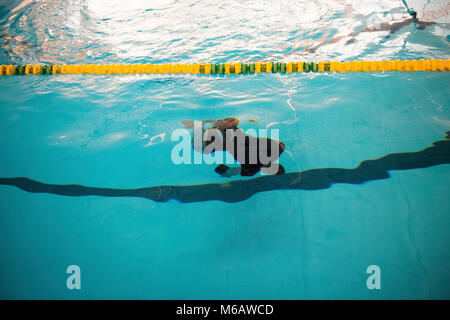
left=1, top=0, right=449, bottom=64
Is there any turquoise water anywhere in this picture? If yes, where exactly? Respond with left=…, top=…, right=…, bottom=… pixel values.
left=0, top=0, right=449, bottom=299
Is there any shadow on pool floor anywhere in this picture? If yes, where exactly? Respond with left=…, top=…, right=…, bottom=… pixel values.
left=1, top=132, right=449, bottom=203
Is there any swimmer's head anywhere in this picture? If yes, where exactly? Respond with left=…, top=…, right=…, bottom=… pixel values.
left=212, top=118, right=240, bottom=131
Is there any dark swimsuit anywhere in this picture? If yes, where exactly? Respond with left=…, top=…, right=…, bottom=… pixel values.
left=206, top=128, right=285, bottom=176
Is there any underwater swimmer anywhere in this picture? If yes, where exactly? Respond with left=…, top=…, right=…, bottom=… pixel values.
left=267, top=2, right=450, bottom=57
left=182, top=118, right=286, bottom=177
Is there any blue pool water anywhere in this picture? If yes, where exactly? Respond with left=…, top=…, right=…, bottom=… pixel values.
left=0, top=0, right=449, bottom=299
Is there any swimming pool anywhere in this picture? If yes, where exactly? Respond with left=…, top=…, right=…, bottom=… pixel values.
left=0, top=0, right=449, bottom=299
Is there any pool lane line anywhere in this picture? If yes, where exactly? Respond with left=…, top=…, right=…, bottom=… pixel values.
left=0, top=133, right=449, bottom=204
left=1, top=60, right=449, bottom=75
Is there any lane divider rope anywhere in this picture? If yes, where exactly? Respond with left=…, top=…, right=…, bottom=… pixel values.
left=1, top=60, right=449, bottom=75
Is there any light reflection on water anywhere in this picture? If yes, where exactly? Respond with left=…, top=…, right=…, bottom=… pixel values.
left=1, top=0, right=449, bottom=65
